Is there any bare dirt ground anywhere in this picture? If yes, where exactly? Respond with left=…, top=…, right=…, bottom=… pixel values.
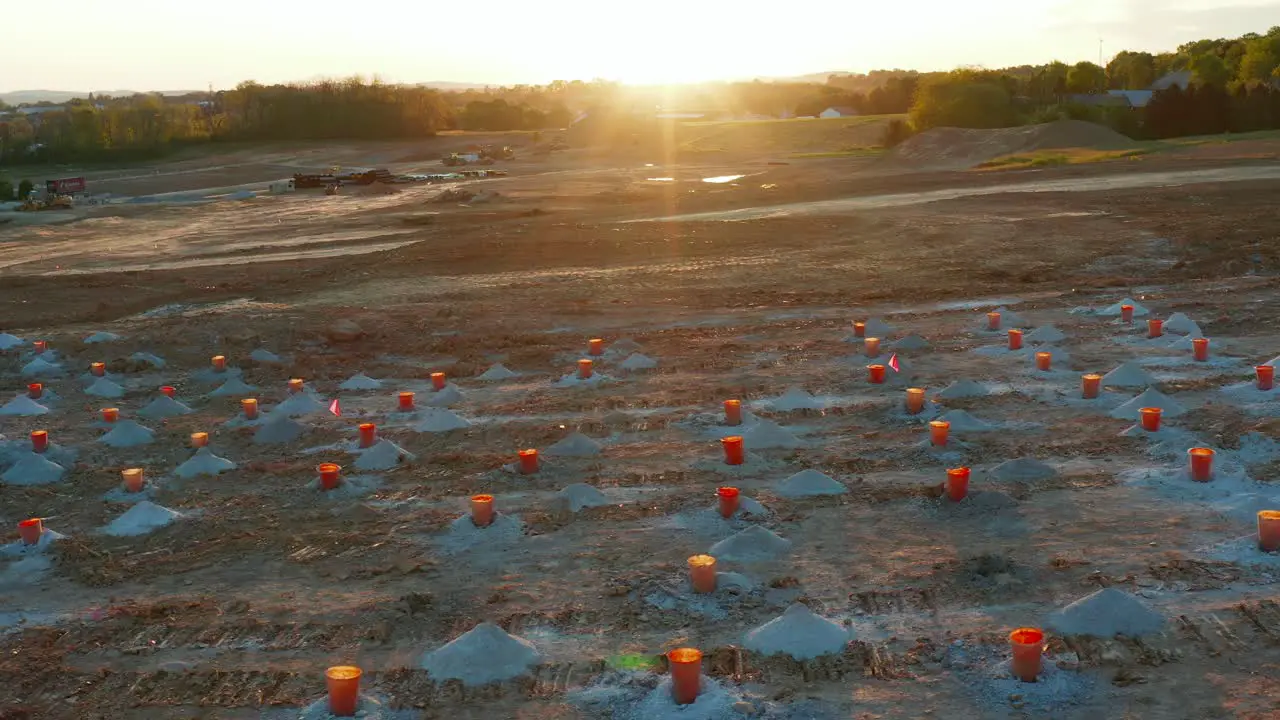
left=2, top=131, right=1280, bottom=719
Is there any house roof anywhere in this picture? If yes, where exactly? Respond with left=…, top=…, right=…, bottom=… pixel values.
left=1151, top=71, right=1192, bottom=91
left=1108, top=90, right=1154, bottom=108
left=824, top=106, right=859, bottom=115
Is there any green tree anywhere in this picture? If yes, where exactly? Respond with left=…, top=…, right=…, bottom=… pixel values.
left=0, top=179, right=13, bottom=202
left=17, top=179, right=34, bottom=199
left=1190, top=53, right=1231, bottom=87
left=909, top=70, right=1017, bottom=130
left=1067, top=62, right=1107, bottom=93
left=1238, top=36, right=1280, bottom=81
left=1107, top=51, right=1157, bottom=89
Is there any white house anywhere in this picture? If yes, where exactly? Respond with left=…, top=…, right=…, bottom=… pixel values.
left=819, top=106, right=859, bottom=118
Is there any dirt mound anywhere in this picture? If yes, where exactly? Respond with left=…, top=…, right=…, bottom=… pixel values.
left=888, top=120, right=1136, bottom=170
left=353, top=182, right=401, bottom=196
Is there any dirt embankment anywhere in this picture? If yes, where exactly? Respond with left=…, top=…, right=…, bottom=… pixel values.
left=886, top=120, right=1138, bottom=171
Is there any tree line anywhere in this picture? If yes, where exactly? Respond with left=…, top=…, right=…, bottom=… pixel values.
left=3, top=25, right=1279, bottom=165
left=908, top=26, right=1280, bottom=138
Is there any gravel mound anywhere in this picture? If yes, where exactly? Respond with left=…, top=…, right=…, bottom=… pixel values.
left=339, top=373, right=382, bottom=391
left=937, top=380, right=989, bottom=399
left=988, top=458, right=1057, bottom=482
left=741, top=419, right=803, bottom=449
left=419, top=622, right=541, bottom=686
left=556, top=483, right=610, bottom=512
left=777, top=469, right=847, bottom=497
left=709, top=526, right=791, bottom=562
left=1110, top=388, right=1187, bottom=420
left=769, top=387, right=824, bottom=411
left=744, top=603, right=850, bottom=660
left=138, top=395, right=193, bottom=419
left=103, top=501, right=183, bottom=536
left=477, top=363, right=518, bottom=380
left=544, top=431, right=602, bottom=457
left=1047, top=587, right=1166, bottom=637
left=413, top=408, right=471, bottom=432
left=1102, top=362, right=1157, bottom=388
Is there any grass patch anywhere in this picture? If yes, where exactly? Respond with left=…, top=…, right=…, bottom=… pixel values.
left=975, top=147, right=1151, bottom=170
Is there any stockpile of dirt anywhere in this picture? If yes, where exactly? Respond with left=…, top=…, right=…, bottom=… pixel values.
left=887, top=120, right=1137, bottom=170
left=353, top=182, right=401, bottom=196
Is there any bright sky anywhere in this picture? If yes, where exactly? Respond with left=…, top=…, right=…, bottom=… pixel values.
left=3, top=0, right=1278, bottom=91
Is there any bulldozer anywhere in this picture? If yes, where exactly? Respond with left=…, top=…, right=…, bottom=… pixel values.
left=18, top=194, right=73, bottom=211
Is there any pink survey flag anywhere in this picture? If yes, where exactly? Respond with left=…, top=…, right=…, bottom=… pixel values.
left=329, top=398, right=341, bottom=416
left=888, top=353, right=900, bottom=372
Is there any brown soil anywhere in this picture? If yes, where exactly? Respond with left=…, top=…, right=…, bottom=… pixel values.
left=2, top=134, right=1280, bottom=719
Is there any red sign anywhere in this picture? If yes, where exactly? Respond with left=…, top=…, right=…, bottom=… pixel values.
left=46, top=177, right=86, bottom=194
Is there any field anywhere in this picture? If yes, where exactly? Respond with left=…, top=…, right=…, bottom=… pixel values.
left=2, top=118, right=1280, bottom=719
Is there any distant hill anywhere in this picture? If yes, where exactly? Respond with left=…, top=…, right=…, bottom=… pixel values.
left=0, top=89, right=200, bottom=105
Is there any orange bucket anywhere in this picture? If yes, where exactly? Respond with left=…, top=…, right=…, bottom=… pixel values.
left=358, top=423, right=377, bottom=449
left=518, top=448, right=539, bottom=474
left=325, top=665, right=361, bottom=717
left=1188, top=447, right=1215, bottom=482
left=317, top=463, right=341, bottom=490
left=27, top=383, right=42, bottom=399
left=101, top=407, right=119, bottom=423
left=905, top=387, right=925, bottom=415
left=717, top=486, right=740, bottom=518
left=987, top=311, right=1001, bottom=331
left=160, top=386, right=176, bottom=398
left=723, top=399, right=742, bottom=426
left=864, top=337, right=881, bottom=358
left=1258, top=510, right=1280, bottom=552
left=721, top=436, right=745, bottom=466
left=471, top=494, right=494, bottom=528
left=288, top=378, right=305, bottom=394
left=30, top=430, right=48, bottom=454
left=18, top=518, right=43, bottom=546
left=1148, top=319, right=1163, bottom=338
left=90, top=362, right=105, bottom=377
left=190, top=432, right=208, bottom=449
left=867, top=364, right=886, bottom=384
left=1139, top=407, right=1162, bottom=433
left=1192, top=338, right=1209, bottom=362
left=1009, top=628, right=1044, bottom=682
left=668, top=648, right=702, bottom=705
left=577, top=359, right=594, bottom=380
left=1081, top=374, right=1101, bottom=399
left=589, top=338, right=605, bottom=356
left=1007, top=329, right=1023, bottom=351
left=431, top=372, right=446, bottom=391
left=1120, top=304, right=1134, bottom=323
left=946, top=467, right=970, bottom=502
left=122, top=468, right=144, bottom=493
left=929, top=420, right=949, bottom=447
left=240, top=398, right=258, bottom=420
left=1035, top=352, right=1051, bottom=372
left=852, top=321, right=866, bottom=338
left=1257, top=365, right=1275, bottom=392
left=688, top=555, right=717, bottom=594
left=398, top=391, right=415, bottom=411
left=211, top=355, right=226, bottom=372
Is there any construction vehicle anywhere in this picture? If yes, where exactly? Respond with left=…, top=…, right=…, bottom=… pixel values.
left=479, top=145, right=515, bottom=161
left=17, top=194, right=73, bottom=211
